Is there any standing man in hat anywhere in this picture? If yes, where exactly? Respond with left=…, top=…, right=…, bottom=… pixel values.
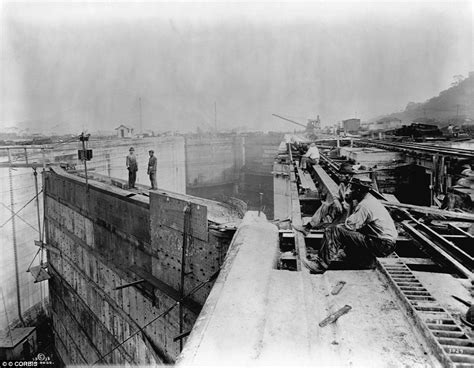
left=147, top=150, right=157, bottom=190
left=126, top=147, right=138, bottom=189
left=303, top=177, right=397, bottom=273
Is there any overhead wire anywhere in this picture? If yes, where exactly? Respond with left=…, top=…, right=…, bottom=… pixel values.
left=92, top=269, right=220, bottom=365
left=0, top=190, right=43, bottom=228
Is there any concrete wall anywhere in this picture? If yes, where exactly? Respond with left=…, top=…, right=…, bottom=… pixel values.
left=185, top=136, right=243, bottom=189
left=44, top=169, right=234, bottom=364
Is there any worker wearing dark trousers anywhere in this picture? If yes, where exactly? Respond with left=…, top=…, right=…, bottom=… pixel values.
left=303, top=177, right=397, bottom=273
left=126, top=147, right=138, bottom=189
left=147, top=150, right=157, bottom=190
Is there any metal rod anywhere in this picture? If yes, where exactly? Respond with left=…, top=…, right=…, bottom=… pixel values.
left=24, top=147, right=28, bottom=165
left=1, top=288, right=14, bottom=345
left=41, top=147, right=46, bottom=171
left=33, top=168, right=42, bottom=242
left=406, top=213, right=472, bottom=267
left=114, top=279, right=145, bottom=290
left=448, top=223, right=474, bottom=239
left=80, top=132, right=89, bottom=190
left=180, top=204, right=192, bottom=351
left=8, top=167, right=24, bottom=326
left=173, top=330, right=191, bottom=342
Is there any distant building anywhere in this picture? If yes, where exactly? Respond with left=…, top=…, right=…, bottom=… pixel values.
left=342, top=118, right=360, bottom=134
left=369, top=117, right=402, bottom=131
left=115, top=125, right=134, bottom=138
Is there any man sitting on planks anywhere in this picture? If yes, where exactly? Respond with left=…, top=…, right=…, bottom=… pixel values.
left=300, top=142, right=320, bottom=170
left=303, top=177, right=398, bottom=274
left=304, top=163, right=355, bottom=231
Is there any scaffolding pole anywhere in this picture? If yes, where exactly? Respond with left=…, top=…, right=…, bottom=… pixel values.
left=9, top=167, right=24, bottom=326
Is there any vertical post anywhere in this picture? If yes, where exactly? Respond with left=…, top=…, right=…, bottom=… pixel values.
left=9, top=167, right=24, bottom=326
left=7, top=148, right=11, bottom=165
left=24, top=147, right=28, bottom=165
left=33, top=168, right=42, bottom=243
left=139, top=97, right=143, bottom=134
left=41, top=147, right=46, bottom=171
left=34, top=167, right=45, bottom=314
left=180, top=204, right=192, bottom=352
left=214, top=101, right=217, bottom=134
left=1, top=288, right=14, bottom=345
left=80, top=133, right=89, bottom=190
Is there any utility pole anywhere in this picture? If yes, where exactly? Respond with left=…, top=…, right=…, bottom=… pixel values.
left=214, top=101, right=217, bottom=133
left=79, top=132, right=91, bottom=190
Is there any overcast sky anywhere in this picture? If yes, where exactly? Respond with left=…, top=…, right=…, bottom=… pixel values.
left=1, top=1, right=472, bottom=134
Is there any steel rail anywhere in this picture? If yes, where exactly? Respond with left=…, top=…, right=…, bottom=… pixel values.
left=359, top=139, right=474, bottom=158
left=363, top=139, right=474, bottom=154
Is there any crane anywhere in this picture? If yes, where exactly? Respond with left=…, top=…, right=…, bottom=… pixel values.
left=272, top=114, right=307, bottom=128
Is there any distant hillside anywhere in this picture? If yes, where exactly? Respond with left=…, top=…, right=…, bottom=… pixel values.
left=372, top=72, right=474, bottom=126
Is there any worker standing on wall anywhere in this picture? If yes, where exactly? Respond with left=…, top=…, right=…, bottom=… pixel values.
left=303, top=177, right=398, bottom=273
left=147, top=149, right=157, bottom=190
left=300, top=142, right=320, bottom=170
left=126, top=147, right=138, bottom=189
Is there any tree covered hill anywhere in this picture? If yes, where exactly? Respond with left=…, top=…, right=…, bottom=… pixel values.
left=372, top=72, right=473, bottom=126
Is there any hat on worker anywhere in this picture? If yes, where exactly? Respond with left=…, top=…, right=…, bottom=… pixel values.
left=350, top=177, right=373, bottom=189
left=129, top=147, right=134, bottom=152
left=149, top=150, right=154, bottom=153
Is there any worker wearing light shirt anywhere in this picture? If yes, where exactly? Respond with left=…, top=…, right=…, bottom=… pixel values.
left=303, top=177, right=397, bottom=274
left=300, top=142, right=320, bottom=169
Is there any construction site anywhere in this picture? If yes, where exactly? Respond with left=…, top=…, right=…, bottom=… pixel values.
left=1, top=2, right=473, bottom=367
left=0, top=126, right=472, bottom=366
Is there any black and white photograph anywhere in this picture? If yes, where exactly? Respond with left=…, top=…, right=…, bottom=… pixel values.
left=0, top=1, right=473, bottom=366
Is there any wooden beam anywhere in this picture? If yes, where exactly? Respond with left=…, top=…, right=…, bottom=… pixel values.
left=381, top=201, right=474, bottom=222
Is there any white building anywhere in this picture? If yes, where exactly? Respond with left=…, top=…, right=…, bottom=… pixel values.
left=115, top=125, right=134, bottom=138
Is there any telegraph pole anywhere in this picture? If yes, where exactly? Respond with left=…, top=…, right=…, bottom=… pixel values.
left=214, top=102, right=217, bottom=133
left=79, top=132, right=91, bottom=190
left=139, top=97, right=143, bottom=134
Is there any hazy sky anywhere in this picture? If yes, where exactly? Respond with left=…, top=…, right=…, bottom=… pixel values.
left=1, top=1, right=472, bottom=134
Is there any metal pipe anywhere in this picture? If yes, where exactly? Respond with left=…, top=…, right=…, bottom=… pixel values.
left=180, top=204, right=192, bottom=351
left=8, top=167, right=24, bottom=326
left=114, top=279, right=145, bottom=290
left=33, top=167, right=46, bottom=314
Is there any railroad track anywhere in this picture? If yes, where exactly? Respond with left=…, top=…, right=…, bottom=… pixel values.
left=359, top=139, right=474, bottom=159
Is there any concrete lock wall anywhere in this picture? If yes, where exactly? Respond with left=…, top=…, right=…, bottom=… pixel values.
left=44, top=169, right=233, bottom=365
left=185, top=136, right=243, bottom=189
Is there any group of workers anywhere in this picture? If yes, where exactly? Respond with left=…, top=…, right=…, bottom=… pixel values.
left=298, top=143, right=398, bottom=274
left=125, top=147, right=157, bottom=190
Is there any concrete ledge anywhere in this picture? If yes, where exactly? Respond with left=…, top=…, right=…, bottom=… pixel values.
left=176, top=212, right=279, bottom=365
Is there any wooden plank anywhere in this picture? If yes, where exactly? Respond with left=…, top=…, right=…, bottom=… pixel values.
left=448, top=223, right=474, bottom=238
left=381, top=201, right=474, bottom=222
left=312, top=165, right=339, bottom=201
left=296, top=167, right=316, bottom=192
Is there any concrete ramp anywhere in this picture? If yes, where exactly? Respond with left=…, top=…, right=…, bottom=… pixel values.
left=177, top=213, right=442, bottom=367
